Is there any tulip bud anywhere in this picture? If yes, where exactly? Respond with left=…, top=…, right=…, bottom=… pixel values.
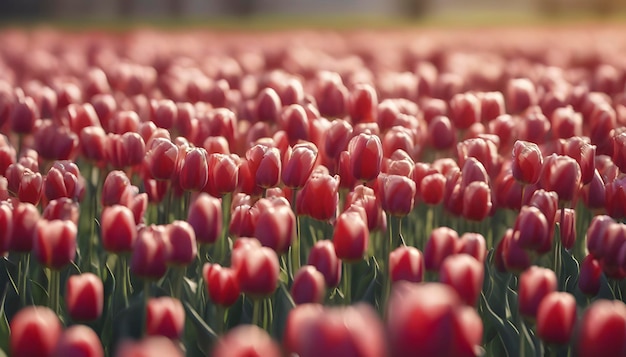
left=130, top=225, right=168, bottom=280
left=296, top=170, right=339, bottom=221
left=324, top=119, right=353, bottom=162
left=10, top=306, right=62, bottom=357
left=34, top=219, right=77, bottom=270
left=178, top=147, right=208, bottom=191
left=513, top=206, right=550, bottom=252
left=539, top=154, right=581, bottom=203
left=116, top=336, right=184, bottom=357
left=576, top=300, right=626, bottom=357
left=282, top=142, right=318, bottom=189
left=450, top=93, right=481, bottom=130
left=536, top=292, right=576, bottom=345
left=381, top=174, right=416, bottom=216
left=511, top=140, right=543, bottom=185
left=389, top=245, right=424, bottom=283
left=207, top=153, right=239, bottom=196
left=66, top=272, right=104, bottom=322
left=518, top=266, right=557, bottom=319
left=439, top=254, right=484, bottom=306
left=187, top=193, right=222, bottom=245
left=579, top=254, right=602, bottom=296
left=420, top=172, right=446, bottom=205
left=557, top=208, right=576, bottom=250
left=348, top=133, right=383, bottom=182
left=333, top=205, right=369, bottom=261
left=146, top=297, right=185, bottom=340
left=100, top=205, right=136, bottom=253
left=144, top=138, right=179, bottom=181
left=53, top=325, right=104, bottom=357
left=213, top=325, right=282, bottom=357
left=458, top=233, right=487, bottom=264
left=424, top=227, right=459, bottom=272
left=0, top=203, right=12, bottom=254
left=10, top=96, right=38, bottom=134
left=428, top=116, right=456, bottom=150
left=9, top=202, right=40, bottom=253
left=506, top=78, right=536, bottom=114
left=166, top=220, right=197, bottom=266
left=307, top=240, right=342, bottom=288
left=291, top=265, right=326, bottom=305
left=348, top=83, right=378, bottom=124
left=462, top=181, right=492, bottom=222
left=17, top=168, right=43, bottom=205
left=235, top=245, right=279, bottom=297
left=204, top=263, right=240, bottom=307
left=500, top=228, right=531, bottom=273
left=254, top=202, right=295, bottom=254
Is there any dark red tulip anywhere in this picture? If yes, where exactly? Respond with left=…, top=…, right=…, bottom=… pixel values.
left=254, top=201, right=295, bottom=254
left=381, top=174, right=416, bottom=216
left=605, top=176, right=626, bottom=219
left=17, top=168, right=42, bottom=205
left=439, top=254, right=484, bottom=306
left=590, top=104, right=616, bottom=156
left=296, top=169, right=339, bottom=221
left=462, top=181, right=492, bottom=222
left=513, top=206, right=550, bottom=252
left=178, top=147, right=208, bottom=191
left=291, top=265, right=326, bottom=305
left=146, top=297, right=185, bottom=339
left=53, top=325, right=104, bottom=357
left=450, top=92, right=481, bottom=130
left=204, top=263, right=240, bottom=307
left=424, top=227, right=459, bottom=272
left=119, top=185, right=147, bottom=225
left=100, top=205, right=136, bottom=253
left=348, top=83, right=378, bottom=124
left=506, top=78, right=536, bottom=114
left=333, top=204, right=369, bottom=261
left=34, top=219, right=76, bottom=270
left=34, top=120, right=79, bottom=161
left=563, top=137, right=596, bottom=185
left=387, top=282, right=483, bottom=357
left=44, top=162, right=85, bottom=202
left=579, top=254, right=602, bottom=296
left=324, top=119, right=353, bottom=162
left=151, top=99, right=177, bottom=129
left=348, top=132, right=383, bottom=182
left=536, top=292, right=576, bottom=345
left=582, top=169, right=606, bottom=209
left=389, top=245, right=424, bottom=283
left=79, top=126, right=108, bottom=163
left=285, top=303, right=387, bottom=357
left=144, top=138, right=178, bottom=181
left=539, top=154, right=581, bottom=203
left=130, top=225, right=168, bottom=280
left=0, top=203, right=12, bottom=253
left=229, top=201, right=258, bottom=238
left=253, top=145, right=281, bottom=189
left=600, top=222, right=626, bottom=279
left=557, top=208, right=576, bottom=250
left=518, top=266, right=557, bottom=319
left=66, top=272, right=104, bottom=322
left=213, top=324, right=282, bottom=357
left=315, top=72, right=348, bottom=118
left=282, top=142, right=318, bottom=189
left=337, top=150, right=357, bottom=190
left=187, top=193, right=222, bottom=244
left=101, top=170, right=131, bottom=207
left=255, top=87, right=282, bottom=123
left=10, top=202, right=40, bottom=252
left=528, top=189, right=558, bottom=228
left=10, top=306, right=62, bottom=357
left=207, top=153, right=239, bottom=196
left=165, top=220, right=197, bottom=266
left=280, top=104, right=310, bottom=146
left=346, top=184, right=384, bottom=232
left=235, top=244, right=279, bottom=297
left=576, top=300, right=626, bottom=357
left=458, top=233, right=487, bottom=264
left=500, top=228, right=531, bottom=273
left=428, top=115, right=456, bottom=150
left=511, top=140, right=543, bottom=185
left=106, top=132, right=146, bottom=169
left=10, top=96, right=38, bottom=134
left=457, top=137, right=499, bottom=178
left=307, top=240, right=342, bottom=288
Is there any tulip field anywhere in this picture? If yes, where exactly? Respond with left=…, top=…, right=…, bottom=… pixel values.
left=2, top=24, right=626, bottom=356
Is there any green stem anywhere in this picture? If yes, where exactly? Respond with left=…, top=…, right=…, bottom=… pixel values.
left=216, top=305, right=226, bottom=334
left=343, top=262, right=352, bottom=304
left=143, top=279, right=151, bottom=336
left=117, top=255, right=129, bottom=308
left=252, top=298, right=262, bottom=327
left=49, top=268, right=60, bottom=315
left=18, top=253, right=29, bottom=306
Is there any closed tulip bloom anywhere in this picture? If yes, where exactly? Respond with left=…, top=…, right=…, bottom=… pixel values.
left=282, top=142, right=318, bottom=189
left=285, top=303, right=387, bottom=357
left=605, top=176, right=626, bottom=220
left=145, top=138, right=178, bottom=180
left=428, top=115, right=456, bottom=150
left=291, top=265, right=326, bottom=305
left=308, top=240, right=342, bottom=287
left=518, top=266, right=557, bottom=319
left=579, top=255, right=602, bottom=296
left=582, top=169, right=606, bottom=209
left=458, top=233, right=487, bottom=263
left=253, top=146, right=281, bottom=189
left=506, top=78, right=537, bottom=114
left=116, top=336, right=184, bottom=357
left=450, top=92, right=481, bottom=130
left=207, top=153, right=239, bottom=196
left=66, top=273, right=104, bottom=322
left=0, top=203, right=12, bottom=253
left=280, top=104, right=310, bottom=145
left=204, top=263, right=240, bottom=307
left=576, top=300, right=626, bottom=357
left=513, top=206, right=550, bottom=251
left=598, top=222, right=626, bottom=279
left=511, top=140, right=543, bottom=185
left=44, top=163, right=85, bottom=202
left=229, top=203, right=257, bottom=238
left=563, top=137, right=596, bottom=185
left=539, top=154, right=581, bottom=203
left=348, top=83, right=378, bottom=124
left=187, top=193, right=222, bottom=244
left=17, top=168, right=43, bottom=205
left=254, top=203, right=295, bottom=254
left=101, top=170, right=131, bottom=206
left=439, top=254, right=484, bottom=306
left=389, top=245, right=424, bottom=283
left=236, top=245, right=279, bottom=297
left=53, top=325, right=104, bottom=357
left=500, top=228, right=531, bottom=273
left=420, top=172, right=446, bottom=205
left=146, top=297, right=185, bottom=339
left=296, top=170, right=339, bottom=221
left=130, top=226, right=168, bottom=280
left=10, top=96, right=38, bottom=134
left=178, top=147, right=208, bottom=191
left=100, top=205, right=136, bottom=253
left=462, top=181, right=492, bottom=222
left=338, top=150, right=357, bottom=190
left=585, top=215, right=616, bottom=259
left=480, top=91, right=505, bottom=122
left=10, top=306, right=62, bottom=357
left=80, top=126, right=108, bottom=163
left=106, top=132, right=146, bottom=169
left=381, top=174, right=416, bottom=216
left=348, top=132, right=383, bottom=182
left=424, top=227, right=459, bottom=272
left=528, top=189, right=559, bottom=229
left=536, top=292, right=576, bottom=345
left=457, top=137, right=499, bottom=178
left=213, top=325, right=282, bottom=357
left=166, top=220, right=197, bottom=266
left=34, top=219, right=77, bottom=270
left=557, top=208, right=576, bottom=250
left=43, top=197, right=79, bottom=224
left=613, top=132, right=626, bottom=173
left=333, top=205, right=369, bottom=261
left=387, top=282, right=483, bottom=357
left=9, top=202, right=40, bottom=252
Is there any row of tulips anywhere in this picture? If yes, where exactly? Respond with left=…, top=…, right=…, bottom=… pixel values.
left=1, top=28, right=626, bottom=356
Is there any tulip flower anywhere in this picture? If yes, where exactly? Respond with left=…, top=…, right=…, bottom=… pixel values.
left=115, top=336, right=184, bottom=357
left=144, top=137, right=179, bottom=180
left=101, top=170, right=131, bottom=207
left=100, top=205, right=137, bottom=253
left=146, top=297, right=185, bottom=339
left=296, top=169, right=339, bottom=221
left=348, top=132, right=383, bottom=182
left=506, top=78, right=536, bottom=114
left=518, top=266, right=557, bottom=319
left=165, top=220, right=197, bottom=266
left=458, top=233, right=487, bottom=264
left=307, top=240, right=342, bottom=288
left=234, top=244, right=279, bottom=297
left=450, top=92, right=481, bottom=130
left=576, top=300, right=626, bottom=357
left=282, top=142, right=318, bottom=189
left=178, top=147, right=208, bottom=191
left=206, top=153, right=239, bottom=196
left=291, top=265, right=326, bottom=305
left=53, top=325, right=103, bottom=357
left=204, top=263, right=240, bottom=307
left=539, top=154, right=581, bottom=203
left=513, top=206, right=550, bottom=252
left=511, top=140, right=543, bottom=185
left=10, top=306, right=62, bottom=357
left=34, top=219, right=77, bottom=270
left=333, top=205, right=369, bottom=261
left=130, top=225, right=168, bottom=280
left=500, top=228, right=531, bottom=273
left=428, top=115, right=456, bottom=150
left=424, top=227, right=459, bottom=272
left=213, top=325, right=282, bottom=357
left=389, top=245, right=424, bottom=283
left=439, top=254, right=484, bottom=307
left=10, top=96, right=38, bottom=135
left=381, top=174, right=416, bottom=216
left=579, top=254, right=602, bottom=296
left=187, top=193, right=222, bottom=244
left=66, top=272, right=104, bottom=322
left=536, top=292, right=577, bottom=345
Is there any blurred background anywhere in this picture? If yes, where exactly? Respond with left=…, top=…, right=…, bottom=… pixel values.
left=0, top=0, right=625, bottom=23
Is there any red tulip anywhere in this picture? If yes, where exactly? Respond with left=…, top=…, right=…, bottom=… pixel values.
left=307, top=240, right=342, bottom=288
left=10, top=306, right=62, bottom=357
left=106, top=132, right=146, bottom=169
left=579, top=254, right=602, bottom=296
left=291, top=265, right=326, bottom=304
left=563, top=137, right=596, bottom=185
left=100, top=205, right=136, bottom=253
left=458, top=233, right=487, bottom=264
left=34, top=219, right=76, bottom=270
left=165, top=220, right=197, bottom=266
left=536, top=292, right=577, bottom=345
left=389, top=245, right=424, bottom=283
left=17, top=168, right=42, bottom=205
left=518, top=266, right=557, bottom=319
left=513, top=206, right=550, bottom=252
left=450, top=92, right=481, bottom=130
left=144, top=138, right=178, bottom=180
left=500, top=228, right=531, bottom=273
left=115, top=336, right=183, bottom=357
left=462, top=181, right=492, bottom=222
left=576, top=299, right=626, bottom=357
left=10, top=96, right=38, bottom=134
left=207, top=153, right=239, bottom=196
left=333, top=205, right=369, bottom=261
left=66, top=272, right=104, bottom=322
left=254, top=200, right=295, bottom=254
left=557, top=208, right=576, bottom=250
left=457, top=137, right=499, bottom=177
left=348, top=132, right=383, bottom=182
left=9, top=202, right=40, bottom=252
left=178, top=147, right=208, bottom=191
left=53, top=325, right=103, bottom=357
left=424, top=227, right=459, bottom=272
left=213, top=324, right=282, bottom=357
left=235, top=245, right=279, bottom=297
left=506, top=78, right=536, bottom=114
left=480, top=91, right=505, bottom=121
left=539, top=154, right=581, bottom=203
left=0, top=202, right=12, bottom=253
left=387, top=282, right=483, bottom=357
left=44, top=161, right=85, bottom=202
left=348, top=83, right=378, bottom=124
left=255, top=87, right=282, bottom=122
left=605, top=176, right=626, bottom=219
left=511, top=140, right=543, bottom=185
left=187, top=193, right=222, bottom=245
left=285, top=303, right=387, bottom=357
left=582, top=169, right=606, bottom=209
left=296, top=169, right=339, bottom=221
left=439, top=254, right=484, bottom=306
left=101, top=170, right=131, bottom=207
left=282, top=142, right=318, bottom=189
left=130, top=225, right=168, bottom=280
left=346, top=184, right=384, bottom=232
left=33, top=120, right=79, bottom=161
left=428, top=115, right=456, bottom=150
left=420, top=172, right=446, bottom=205
left=381, top=174, right=416, bottom=216
left=151, top=99, right=177, bottom=129
left=324, top=119, right=353, bottom=162
left=203, top=263, right=240, bottom=307
left=528, top=189, right=558, bottom=229
left=315, top=72, right=348, bottom=118
left=146, top=297, right=185, bottom=339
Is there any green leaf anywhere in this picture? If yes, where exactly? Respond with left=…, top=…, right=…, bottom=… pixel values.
left=27, top=279, right=48, bottom=306
left=0, top=284, right=11, bottom=353
left=183, top=301, right=217, bottom=354
left=480, top=292, right=519, bottom=357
